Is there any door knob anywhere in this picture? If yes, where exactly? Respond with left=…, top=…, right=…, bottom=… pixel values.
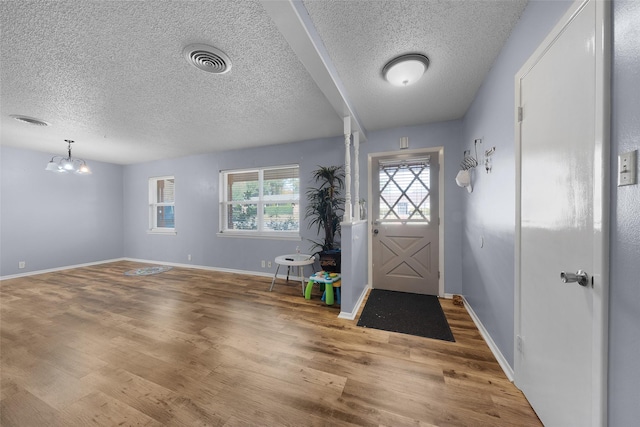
left=373, top=229, right=379, bottom=235
left=560, top=270, right=589, bottom=287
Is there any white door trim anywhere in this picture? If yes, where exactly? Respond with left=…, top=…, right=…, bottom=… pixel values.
left=367, top=147, right=444, bottom=297
left=514, top=0, right=610, bottom=425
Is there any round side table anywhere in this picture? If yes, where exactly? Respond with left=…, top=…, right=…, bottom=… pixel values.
left=269, top=254, right=315, bottom=294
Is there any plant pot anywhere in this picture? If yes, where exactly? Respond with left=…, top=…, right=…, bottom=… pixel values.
left=319, top=249, right=341, bottom=273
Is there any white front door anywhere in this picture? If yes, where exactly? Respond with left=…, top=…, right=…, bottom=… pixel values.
left=515, top=0, right=609, bottom=425
left=371, top=152, right=439, bottom=295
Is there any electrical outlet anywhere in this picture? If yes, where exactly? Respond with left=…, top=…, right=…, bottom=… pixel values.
left=19, top=261, right=25, bottom=269
left=187, top=254, right=192, bottom=261
left=268, top=261, right=272, bottom=268
left=261, top=260, right=265, bottom=268
left=517, top=335, right=524, bottom=353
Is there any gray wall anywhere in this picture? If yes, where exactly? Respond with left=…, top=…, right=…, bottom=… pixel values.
left=356, top=121, right=464, bottom=294
left=122, top=136, right=343, bottom=274
left=461, top=0, right=640, bottom=424
left=340, top=221, right=368, bottom=316
left=7, top=1, right=637, bottom=421
left=0, top=145, right=124, bottom=276
left=0, top=119, right=462, bottom=289
left=122, top=120, right=464, bottom=294
left=460, top=0, right=572, bottom=368
left=609, top=0, right=640, bottom=424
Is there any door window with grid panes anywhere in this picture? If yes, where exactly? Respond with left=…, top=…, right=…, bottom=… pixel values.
left=377, top=157, right=431, bottom=223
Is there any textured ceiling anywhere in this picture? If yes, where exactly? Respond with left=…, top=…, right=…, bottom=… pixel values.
left=303, top=0, right=529, bottom=131
left=0, top=0, right=528, bottom=165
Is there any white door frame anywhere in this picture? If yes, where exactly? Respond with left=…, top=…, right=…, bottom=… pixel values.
left=514, top=0, right=610, bottom=424
left=368, top=147, right=444, bottom=297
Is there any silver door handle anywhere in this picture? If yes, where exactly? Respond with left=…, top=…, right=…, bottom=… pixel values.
left=560, top=270, right=589, bottom=287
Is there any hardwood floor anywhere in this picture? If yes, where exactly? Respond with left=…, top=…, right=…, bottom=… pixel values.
left=1, top=261, right=540, bottom=426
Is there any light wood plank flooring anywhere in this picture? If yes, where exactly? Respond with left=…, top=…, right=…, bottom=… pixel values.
left=1, top=261, right=540, bottom=426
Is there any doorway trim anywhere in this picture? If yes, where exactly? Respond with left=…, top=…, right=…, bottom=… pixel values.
left=368, top=147, right=444, bottom=297
left=514, top=0, right=610, bottom=424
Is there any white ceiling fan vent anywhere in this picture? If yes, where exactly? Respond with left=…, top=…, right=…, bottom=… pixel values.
left=10, top=115, right=50, bottom=126
left=183, top=44, right=231, bottom=74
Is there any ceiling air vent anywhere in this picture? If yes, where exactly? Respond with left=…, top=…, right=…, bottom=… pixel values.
left=10, top=115, right=50, bottom=126
left=183, top=44, right=231, bottom=74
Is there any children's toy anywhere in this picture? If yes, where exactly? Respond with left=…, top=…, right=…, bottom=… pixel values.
left=305, top=271, right=341, bottom=305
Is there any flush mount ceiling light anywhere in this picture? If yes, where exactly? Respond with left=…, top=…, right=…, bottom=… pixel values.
left=382, top=54, right=430, bottom=87
left=183, top=43, right=232, bottom=74
left=45, top=140, right=91, bottom=175
left=10, top=114, right=50, bottom=127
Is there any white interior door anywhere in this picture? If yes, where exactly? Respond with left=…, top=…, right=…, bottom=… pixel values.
left=371, top=153, right=439, bottom=295
left=515, top=1, right=609, bottom=425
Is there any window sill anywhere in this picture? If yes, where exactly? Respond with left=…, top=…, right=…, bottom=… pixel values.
left=217, top=231, right=301, bottom=241
left=147, top=229, right=177, bottom=235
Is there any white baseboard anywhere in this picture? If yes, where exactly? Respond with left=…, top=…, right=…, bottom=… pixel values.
left=3, top=257, right=370, bottom=323
left=338, top=284, right=370, bottom=320
left=462, top=296, right=514, bottom=382
left=0, top=258, right=127, bottom=281
left=128, top=258, right=370, bottom=321
left=122, top=257, right=279, bottom=279
left=1, top=257, right=285, bottom=282
left=123, top=258, right=313, bottom=283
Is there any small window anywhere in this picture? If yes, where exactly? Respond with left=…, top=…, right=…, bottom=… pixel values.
left=220, top=165, right=299, bottom=238
left=149, top=176, right=175, bottom=234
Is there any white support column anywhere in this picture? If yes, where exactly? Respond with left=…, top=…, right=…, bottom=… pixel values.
left=343, top=116, right=352, bottom=223
left=353, top=131, right=360, bottom=221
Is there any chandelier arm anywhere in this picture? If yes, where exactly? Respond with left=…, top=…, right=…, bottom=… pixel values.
left=46, top=140, right=90, bottom=175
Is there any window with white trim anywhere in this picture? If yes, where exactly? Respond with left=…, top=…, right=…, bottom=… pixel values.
left=149, top=176, right=175, bottom=233
left=220, top=165, right=299, bottom=237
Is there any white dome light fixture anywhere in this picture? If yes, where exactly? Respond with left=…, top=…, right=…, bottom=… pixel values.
left=382, top=54, right=430, bottom=87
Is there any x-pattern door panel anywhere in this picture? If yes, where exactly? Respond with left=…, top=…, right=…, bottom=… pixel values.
left=379, top=228, right=434, bottom=283
left=372, top=154, right=439, bottom=295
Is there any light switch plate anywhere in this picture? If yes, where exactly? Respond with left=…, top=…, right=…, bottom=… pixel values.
left=618, top=150, right=637, bottom=186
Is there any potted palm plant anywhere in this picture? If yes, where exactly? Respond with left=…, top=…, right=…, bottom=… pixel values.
left=305, top=165, right=344, bottom=272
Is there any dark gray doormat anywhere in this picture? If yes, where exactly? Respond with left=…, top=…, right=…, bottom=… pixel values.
left=357, top=289, right=455, bottom=342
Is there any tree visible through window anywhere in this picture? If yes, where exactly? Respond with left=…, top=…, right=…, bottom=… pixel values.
left=221, top=166, right=299, bottom=235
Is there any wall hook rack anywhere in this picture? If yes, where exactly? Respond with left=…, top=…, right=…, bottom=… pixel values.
left=484, top=146, right=496, bottom=173
left=460, top=139, right=481, bottom=170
